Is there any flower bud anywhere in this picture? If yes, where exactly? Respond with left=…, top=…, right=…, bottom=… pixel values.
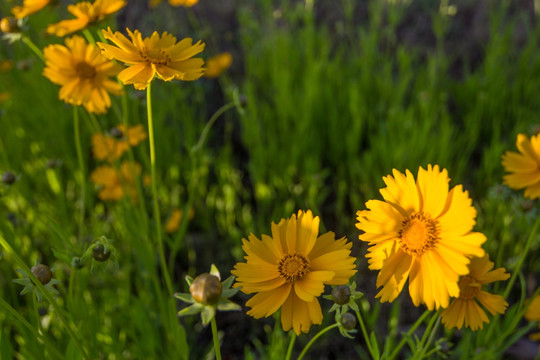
left=2, top=171, right=16, bottom=185
left=92, top=244, right=111, bottom=262
left=341, top=312, right=356, bottom=330
left=331, top=285, right=351, bottom=305
left=71, top=256, right=84, bottom=269
left=109, top=127, right=123, bottom=139
left=31, top=264, right=52, bottom=285
left=0, top=17, right=20, bottom=34
left=238, top=94, right=248, bottom=108
left=190, top=273, right=222, bottom=305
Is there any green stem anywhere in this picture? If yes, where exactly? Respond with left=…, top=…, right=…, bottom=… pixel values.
left=0, top=297, right=64, bottom=359
left=210, top=316, right=222, bottom=360
left=146, top=82, right=174, bottom=296
left=0, top=235, right=90, bottom=360
left=285, top=331, right=296, bottom=360
left=504, top=214, right=540, bottom=299
left=387, top=309, right=431, bottom=360
left=73, top=107, right=86, bottom=241
left=414, top=315, right=441, bottom=360
left=191, top=101, right=236, bottom=154
left=297, top=323, right=339, bottom=360
left=21, top=35, right=44, bottom=62
left=82, top=29, right=96, bottom=46
left=354, top=308, right=376, bottom=359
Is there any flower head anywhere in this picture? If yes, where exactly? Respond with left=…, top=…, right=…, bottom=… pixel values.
left=525, top=294, right=540, bottom=340
left=43, top=35, right=123, bottom=114
left=502, top=133, right=540, bottom=199
left=204, top=52, right=232, bottom=78
left=11, top=0, right=51, bottom=19
left=232, top=210, right=357, bottom=335
left=97, top=27, right=205, bottom=90
left=356, top=165, right=486, bottom=310
left=92, top=124, right=147, bottom=162
left=441, top=254, right=510, bottom=331
left=46, top=0, right=126, bottom=37
left=90, top=161, right=141, bottom=201
left=168, top=0, right=199, bottom=7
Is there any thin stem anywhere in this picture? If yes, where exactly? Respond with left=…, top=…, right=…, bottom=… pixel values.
left=73, top=107, right=86, bottom=241
left=412, top=311, right=441, bottom=360
left=146, top=82, right=174, bottom=296
left=414, top=315, right=441, bottom=360
left=191, top=101, right=236, bottom=154
left=297, top=323, right=339, bottom=360
left=387, top=309, right=431, bottom=360
left=504, top=214, right=540, bottom=299
left=82, top=29, right=96, bottom=46
left=354, top=308, right=376, bottom=359
left=22, top=35, right=44, bottom=62
left=0, top=235, right=90, bottom=360
left=210, top=316, right=222, bottom=360
left=285, top=331, right=296, bottom=360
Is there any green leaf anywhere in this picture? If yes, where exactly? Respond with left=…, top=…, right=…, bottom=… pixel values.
left=174, top=292, right=194, bottom=303
left=201, top=306, right=216, bottom=326
left=217, top=299, right=241, bottom=312
left=177, top=303, right=203, bottom=317
left=370, top=331, right=380, bottom=360
left=221, top=287, right=241, bottom=298
left=221, top=275, right=235, bottom=290
left=210, top=264, right=221, bottom=280
left=185, top=275, right=193, bottom=286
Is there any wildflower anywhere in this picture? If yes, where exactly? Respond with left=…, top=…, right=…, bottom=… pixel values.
left=11, top=0, right=51, bottom=19
left=165, top=208, right=194, bottom=233
left=232, top=210, right=357, bottom=335
left=98, top=27, right=205, bottom=90
left=204, top=52, right=232, bottom=78
left=356, top=165, right=486, bottom=310
left=90, top=161, right=141, bottom=201
left=92, top=125, right=147, bottom=162
left=502, top=133, right=540, bottom=199
left=525, top=294, right=540, bottom=340
left=1, top=17, right=25, bottom=43
left=441, top=254, right=510, bottom=331
left=1, top=17, right=20, bottom=34
left=46, top=0, right=126, bottom=37
left=43, top=35, right=123, bottom=114
left=175, top=265, right=241, bottom=326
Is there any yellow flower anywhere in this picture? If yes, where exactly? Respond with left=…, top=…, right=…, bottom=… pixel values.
left=165, top=208, right=194, bottom=233
left=232, top=210, right=357, bottom=335
left=356, top=165, right=486, bottom=310
left=525, top=294, right=540, bottom=340
left=0, top=60, right=14, bottom=72
left=0, top=91, right=10, bottom=103
left=502, top=133, right=540, bottom=199
left=97, top=27, right=205, bottom=90
left=92, top=125, right=147, bottom=162
left=204, top=52, right=232, bottom=78
left=441, top=255, right=509, bottom=331
left=11, top=0, right=50, bottom=19
left=46, top=0, right=126, bottom=37
left=168, top=0, right=199, bottom=7
left=43, top=35, right=124, bottom=114
left=90, top=161, right=141, bottom=201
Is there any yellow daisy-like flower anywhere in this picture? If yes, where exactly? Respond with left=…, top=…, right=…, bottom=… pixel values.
left=525, top=294, right=540, bottom=341
left=90, top=161, right=141, bottom=201
left=168, top=0, right=199, bottom=7
left=12, top=0, right=50, bottom=19
left=43, top=35, right=124, bottom=114
left=46, top=0, right=126, bottom=37
left=356, top=165, right=486, bottom=310
left=502, top=133, right=540, bottom=199
left=204, top=52, right=232, bottom=78
left=232, top=210, right=357, bottom=335
left=441, top=254, right=510, bottom=331
left=92, top=124, right=147, bottom=162
left=97, top=27, right=205, bottom=90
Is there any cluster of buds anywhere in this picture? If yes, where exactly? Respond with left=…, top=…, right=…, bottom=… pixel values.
left=324, top=280, right=364, bottom=338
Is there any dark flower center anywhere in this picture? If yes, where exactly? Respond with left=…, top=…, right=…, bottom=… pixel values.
left=278, top=252, right=310, bottom=283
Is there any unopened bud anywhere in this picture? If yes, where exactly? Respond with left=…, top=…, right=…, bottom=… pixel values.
left=238, top=94, right=247, bottom=108
left=341, top=312, right=356, bottom=330
left=71, top=257, right=84, bottom=269
left=109, top=127, right=123, bottom=139
left=2, top=171, right=16, bottom=185
left=0, top=17, right=20, bottom=34
left=92, top=244, right=111, bottom=262
left=331, top=285, right=351, bottom=305
left=31, top=264, right=52, bottom=285
left=190, top=273, right=222, bottom=305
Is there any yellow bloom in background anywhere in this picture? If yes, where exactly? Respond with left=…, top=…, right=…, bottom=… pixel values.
left=98, top=27, right=205, bottom=90
left=356, top=165, right=486, bottom=310
left=90, top=161, right=141, bottom=201
left=441, top=254, right=510, bottom=331
left=92, top=125, right=147, bottom=162
left=43, top=35, right=124, bottom=114
left=12, top=0, right=50, bottom=19
left=502, top=133, right=540, bottom=199
left=165, top=208, right=195, bottom=233
left=204, top=52, right=232, bottom=78
left=0, top=91, right=10, bottom=104
left=232, top=210, right=357, bottom=335
left=525, top=294, right=540, bottom=340
left=47, top=0, right=126, bottom=37
left=0, top=60, right=14, bottom=72
left=168, top=0, right=199, bottom=7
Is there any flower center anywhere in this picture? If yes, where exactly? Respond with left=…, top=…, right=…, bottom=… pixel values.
left=458, top=276, right=480, bottom=300
left=278, top=252, right=310, bottom=283
left=140, top=47, right=170, bottom=66
left=75, top=62, right=96, bottom=79
left=398, top=212, right=439, bottom=256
